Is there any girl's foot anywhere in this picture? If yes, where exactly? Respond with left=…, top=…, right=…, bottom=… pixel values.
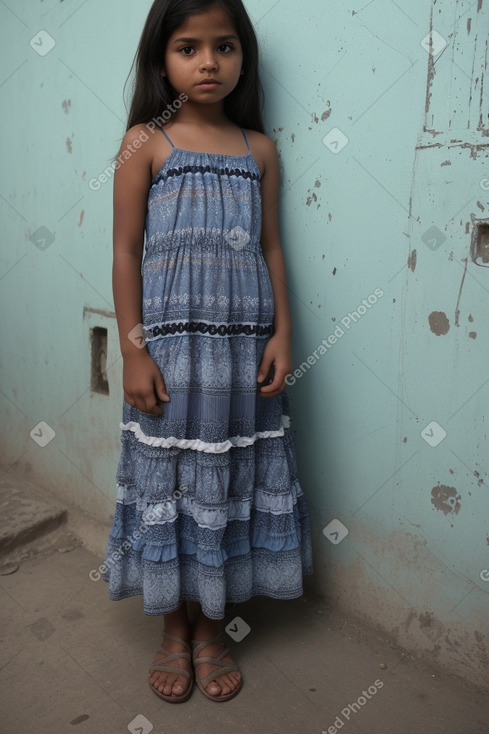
left=149, top=630, right=193, bottom=698
left=191, top=614, right=242, bottom=698
left=149, top=606, right=192, bottom=699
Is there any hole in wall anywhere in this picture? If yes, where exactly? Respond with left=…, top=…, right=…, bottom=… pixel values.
left=470, top=216, right=489, bottom=266
left=90, top=326, right=109, bottom=395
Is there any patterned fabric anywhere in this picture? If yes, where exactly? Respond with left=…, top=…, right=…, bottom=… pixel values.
left=103, top=126, right=313, bottom=619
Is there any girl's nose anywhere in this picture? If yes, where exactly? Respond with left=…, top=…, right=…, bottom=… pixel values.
left=201, top=53, right=218, bottom=71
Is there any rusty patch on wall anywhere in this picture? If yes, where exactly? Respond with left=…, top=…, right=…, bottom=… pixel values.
left=407, top=249, right=417, bottom=272
left=428, top=311, right=450, bottom=335
left=431, top=485, right=461, bottom=516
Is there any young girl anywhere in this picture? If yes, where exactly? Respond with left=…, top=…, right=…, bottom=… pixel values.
left=103, top=0, right=313, bottom=704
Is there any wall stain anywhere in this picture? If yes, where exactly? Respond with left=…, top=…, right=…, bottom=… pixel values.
left=454, top=257, right=468, bottom=326
left=306, top=181, right=321, bottom=209
left=431, top=484, right=461, bottom=516
left=332, top=267, right=337, bottom=275
left=473, top=470, right=483, bottom=487
left=428, top=311, right=450, bottom=335
left=469, top=331, right=477, bottom=339
left=321, top=102, right=332, bottom=121
left=440, top=159, right=451, bottom=166
left=62, top=99, right=71, bottom=114
left=78, top=210, right=84, bottom=228
left=407, top=248, right=417, bottom=272
left=66, top=136, right=73, bottom=154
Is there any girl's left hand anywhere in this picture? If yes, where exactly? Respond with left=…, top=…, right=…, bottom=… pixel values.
left=257, top=332, right=293, bottom=397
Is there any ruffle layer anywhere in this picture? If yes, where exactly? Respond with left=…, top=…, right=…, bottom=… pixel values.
left=120, top=413, right=291, bottom=454
left=105, top=486, right=309, bottom=567
left=103, top=409, right=314, bottom=617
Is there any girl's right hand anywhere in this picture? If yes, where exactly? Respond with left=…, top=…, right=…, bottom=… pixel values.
left=122, top=351, right=170, bottom=416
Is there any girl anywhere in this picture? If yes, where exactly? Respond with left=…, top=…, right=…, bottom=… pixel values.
left=103, top=0, right=313, bottom=704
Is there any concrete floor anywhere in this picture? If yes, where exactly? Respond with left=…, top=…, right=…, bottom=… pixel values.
left=1, top=533, right=488, bottom=734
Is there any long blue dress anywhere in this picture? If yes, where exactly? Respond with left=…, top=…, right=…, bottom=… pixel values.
left=102, top=125, right=313, bottom=619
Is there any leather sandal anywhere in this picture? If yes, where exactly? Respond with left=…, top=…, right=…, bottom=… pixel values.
left=148, top=631, right=193, bottom=702
left=191, top=631, right=243, bottom=702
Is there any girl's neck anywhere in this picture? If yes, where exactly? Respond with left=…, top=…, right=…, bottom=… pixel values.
left=170, top=102, right=233, bottom=131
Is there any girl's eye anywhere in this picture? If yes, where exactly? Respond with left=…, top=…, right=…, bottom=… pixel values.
left=178, top=44, right=234, bottom=55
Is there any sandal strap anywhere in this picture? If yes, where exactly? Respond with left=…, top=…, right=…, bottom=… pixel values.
left=161, top=631, right=191, bottom=650
left=191, top=632, right=241, bottom=688
left=148, top=660, right=192, bottom=679
left=194, top=662, right=241, bottom=689
left=148, top=632, right=192, bottom=677
left=191, top=631, right=224, bottom=657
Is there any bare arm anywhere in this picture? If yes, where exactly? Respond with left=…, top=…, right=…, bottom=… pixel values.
left=112, top=126, right=169, bottom=414
left=257, top=136, right=294, bottom=395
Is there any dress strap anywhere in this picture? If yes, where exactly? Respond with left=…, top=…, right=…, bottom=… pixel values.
left=158, top=126, right=175, bottom=148
left=240, top=127, right=251, bottom=153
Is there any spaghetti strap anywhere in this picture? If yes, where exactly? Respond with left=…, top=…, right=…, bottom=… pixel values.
left=158, top=126, right=175, bottom=148
left=240, top=127, right=251, bottom=153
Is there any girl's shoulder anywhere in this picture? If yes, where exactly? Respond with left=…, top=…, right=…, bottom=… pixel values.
left=120, top=123, right=174, bottom=181
left=243, top=129, right=279, bottom=177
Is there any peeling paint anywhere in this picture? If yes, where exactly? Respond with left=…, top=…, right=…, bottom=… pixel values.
left=62, top=99, right=71, bottom=114
left=424, top=4, right=436, bottom=118
left=306, top=183, right=321, bottom=209
left=440, top=159, right=451, bottom=166
left=332, top=267, right=337, bottom=276
left=454, top=258, right=468, bottom=326
left=66, top=136, right=73, bottom=154
left=428, top=311, right=450, bottom=335
left=431, top=485, right=461, bottom=516
left=407, top=248, right=417, bottom=272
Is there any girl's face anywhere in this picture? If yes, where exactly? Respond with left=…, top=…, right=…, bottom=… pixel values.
left=163, top=4, right=243, bottom=108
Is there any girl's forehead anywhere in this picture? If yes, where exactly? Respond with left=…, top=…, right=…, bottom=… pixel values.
left=170, top=5, right=238, bottom=37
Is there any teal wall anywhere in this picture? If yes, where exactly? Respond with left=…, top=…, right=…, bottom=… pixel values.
left=1, top=0, right=487, bottom=686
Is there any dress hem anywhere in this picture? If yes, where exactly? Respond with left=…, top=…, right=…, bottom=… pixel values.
left=103, top=575, right=314, bottom=619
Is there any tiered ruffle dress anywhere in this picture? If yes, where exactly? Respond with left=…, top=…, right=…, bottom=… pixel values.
left=102, top=125, right=313, bottom=619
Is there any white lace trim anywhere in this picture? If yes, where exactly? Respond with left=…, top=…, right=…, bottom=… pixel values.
left=120, top=414, right=291, bottom=454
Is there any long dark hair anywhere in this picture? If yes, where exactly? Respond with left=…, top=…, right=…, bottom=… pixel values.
left=124, top=0, right=264, bottom=134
